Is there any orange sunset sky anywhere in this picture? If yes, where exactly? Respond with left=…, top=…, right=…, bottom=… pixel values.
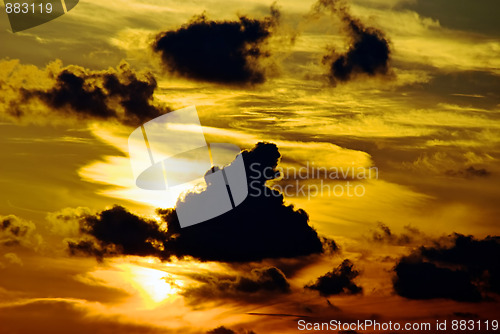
left=0, top=0, right=499, bottom=333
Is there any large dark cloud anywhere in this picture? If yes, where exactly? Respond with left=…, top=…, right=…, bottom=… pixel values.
left=69, top=142, right=329, bottom=263
left=314, top=0, right=391, bottom=83
left=182, top=267, right=290, bottom=304
left=16, top=62, right=168, bottom=126
left=305, top=259, right=362, bottom=296
left=394, top=258, right=482, bottom=302
left=393, top=233, right=500, bottom=301
left=153, top=7, right=279, bottom=84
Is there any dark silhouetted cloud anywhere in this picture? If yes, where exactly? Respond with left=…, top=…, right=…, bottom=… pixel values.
left=393, top=233, right=500, bottom=301
left=69, top=142, right=330, bottom=263
left=445, top=166, right=491, bottom=178
left=12, top=61, right=168, bottom=126
left=207, top=327, right=256, bottom=334
left=207, top=328, right=236, bottom=334
left=305, top=259, right=362, bottom=296
left=371, top=223, right=424, bottom=245
left=394, top=258, right=482, bottom=302
left=153, top=7, right=279, bottom=84
left=1, top=215, right=34, bottom=245
left=314, top=0, right=391, bottom=83
left=67, top=205, right=167, bottom=261
left=182, top=267, right=290, bottom=304
left=0, top=215, right=40, bottom=249
left=157, top=142, right=326, bottom=262
left=68, top=239, right=107, bottom=260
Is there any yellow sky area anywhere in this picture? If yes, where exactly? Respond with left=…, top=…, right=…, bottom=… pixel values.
left=45, top=255, right=499, bottom=334
left=347, top=5, right=500, bottom=74
left=78, top=121, right=374, bottom=210
left=93, top=0, right=500, bottom=81
left=77, top=95, right=500, bottom=236
left=82, top=261, right=183, bottom=308
left=2, top=230, right=499, bottom=334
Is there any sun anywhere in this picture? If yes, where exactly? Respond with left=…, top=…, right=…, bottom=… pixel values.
left=126, top=265, right=183, bottom=305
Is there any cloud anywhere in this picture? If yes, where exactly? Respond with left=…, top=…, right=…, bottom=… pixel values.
left=393, top=233, right=500, bottom=301
left=393, top=257, right=482, bottom=302
left=157, top=142, right=326, bottom=262
left=305, top=259, right=362, bottom=296
left=152, top=6, right=279, bottom=84
left=402, top=151, right=494, bottom=178
left=371, top=223, right=425, bottom=245
left=207, top=327, right=256, bottom=334
left=207, top=328, right=236, bottom=334
left=3, top=253, right=23, bottom=266
left=68, top=142, right=329, bottom=262
left=46, top=207, right=94, bottom=237
left=356, top=6, right=500, bottom=75
left=398, top=0, right=499, bottom=36
left=445, top=166, right=490, bottom=178
left=314, top=0, right=391, bottom=83
left=1, top=59, right=168, bottom=126
left=182, top=267, right=290, bottom=304
left=0, top=255, right=130, bottom=304
left=67, top=205, right=167, bottom=261
left=0, top=215, right=41, bottom=249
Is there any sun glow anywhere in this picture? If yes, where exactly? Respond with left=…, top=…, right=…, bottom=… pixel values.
left=125, top=265, right=183, bottom=305
left=85, top=262, right=184, bottom=307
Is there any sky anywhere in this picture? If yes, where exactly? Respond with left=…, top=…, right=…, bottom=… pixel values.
left=0, top=0, right=499, bottom=333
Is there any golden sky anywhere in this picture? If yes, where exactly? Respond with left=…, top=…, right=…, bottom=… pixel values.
left=0, top=0, right=499, bottom=333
